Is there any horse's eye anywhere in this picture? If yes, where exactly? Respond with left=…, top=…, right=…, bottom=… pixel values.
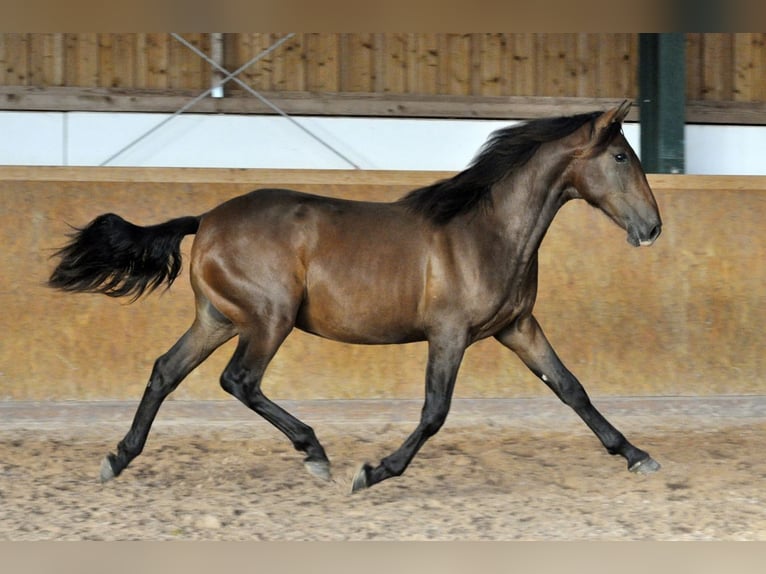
left=615, top=153, right=628, bottom=163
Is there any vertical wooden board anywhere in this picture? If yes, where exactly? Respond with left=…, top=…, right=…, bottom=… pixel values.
left=380, top=33, right=406, bottom=94
left=476, top=33, right=506, bottom=97
left=625, top=33, right=640, bottom=97
left=166, top=33, right=183, bottom=89
left=411, top=33, right=438, bottom=94
left=702, top=33, right=734, bottom=100
left=26, top=34, right=48, bottom=86
left=305, top=33, right=339, bottom=92
left=471, top=33, right=488, bottom=96
left=49, top=33, right=65, bottom=86
left=97, top=33, right=114, bottom=88
left=63, top=33, right=78, bottom=86
left=271, top=33, right=306, bottom=92
left=469, top=33, right=482, bottom=96
left=754, top=33, right=766, bottom=102
left=594, top=33, right=615, bottom=97
left=0, top=35, right=6, bottom=84
left=372, top=34, right=387, bottom=93
left=2, top=33, right=29, bottom=85
left=242, top=33, right=278, bottom=91
left=435, top=35, right=449, bottom=95
left=259, top=32, right=281, bottom=91
left=733, top=33, right=765, bottom=102
left=200, top=33, right=214, bottom=90
left=532, top=33, right=549, bottom=95
left=26, top=33, right=40, bottom=85
left=685, top=33, right=703, bottom=100
left=497, top=33, right=512, bottom=96
left=323, top=34, right=340, bottom=92
left=575, top=34, right=599, bottom=97
left=535, top=33, right=563, bottom=96
left=144, top=33, right=169, bottom=89
left=167, top=33, right=206, bottom=90
left=112, top=34, right=136, bottom=89
left=402, top=33, right=419, bottom=94
left=134, top=34, right=149, bottom=89
left=439, top=33, right=471, bottom=96
left=619, top=33, right=638, bottom=97
left=231, top=33, right=256, bottom=90
left=75, top=33, right=99, bottom=87
left=599, top=34, right=635, bottom=98
left=559, top=34, right=580, bottom=96
left=733, top=33, right=753, bottom=102
left=453, top=33, right=473, bottom=96
left=304, top=33, right=320, bottom=91
left=509, top=33, right=535, bottom=96
left=339, top=33, right=374, bottom=92
left=759, top=33, right=766, bottom=102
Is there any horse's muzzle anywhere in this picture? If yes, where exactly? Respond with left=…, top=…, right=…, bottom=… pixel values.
left=628, top=222, right=662, bottom=247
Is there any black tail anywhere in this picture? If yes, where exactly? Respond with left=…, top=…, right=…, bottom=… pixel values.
left=48, top=213, right=200, bottom=301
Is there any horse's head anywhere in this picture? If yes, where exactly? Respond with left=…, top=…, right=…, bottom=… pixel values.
left=566, top=101, right=662, bottom=247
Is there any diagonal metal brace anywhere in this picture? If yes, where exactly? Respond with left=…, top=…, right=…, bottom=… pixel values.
left=100, top=33, right=359, bottom=168
left=171, top=33, right=361, bottom=169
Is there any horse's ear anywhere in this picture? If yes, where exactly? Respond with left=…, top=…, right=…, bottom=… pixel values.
left=593, top=100, right=631, bottom=137
left=579, top=100, right=631, bottom=153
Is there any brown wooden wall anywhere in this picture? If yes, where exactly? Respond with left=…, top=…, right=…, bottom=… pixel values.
left=686, top=33, right=766, bottom=102
left=0, top=33, right=638, bottom=95
left=1, top=168, right=764, bottom=401
left=1, top=33, right=765, bottom=122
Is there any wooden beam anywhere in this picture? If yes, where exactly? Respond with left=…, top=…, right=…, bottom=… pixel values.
left=0, top=87, right=640, bottom=119
left=0, top=86, right=764, bottom=124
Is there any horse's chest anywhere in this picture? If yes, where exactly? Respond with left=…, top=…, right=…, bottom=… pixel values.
left=470, top=268, right=538, bottom=340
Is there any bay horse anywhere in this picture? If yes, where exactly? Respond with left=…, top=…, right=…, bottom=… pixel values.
left=48, top=100, right=662, bottom=492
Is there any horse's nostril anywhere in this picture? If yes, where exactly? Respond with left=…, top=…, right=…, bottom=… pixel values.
left=650, top=224, right=662, bottom=241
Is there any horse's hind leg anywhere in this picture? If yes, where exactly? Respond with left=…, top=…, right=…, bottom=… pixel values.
left=352, top=332, right=467, bottom=492
left=100, top=303, right=235, bottom=482
left=219, top=328, right=332, bottom=482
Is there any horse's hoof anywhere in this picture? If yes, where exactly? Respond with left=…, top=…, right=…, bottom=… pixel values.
left=99, top=456, right=116, bottom=483
left=351, top=464, right=369, bottom=493
left=629, top=456, right=661, bottom=474
left=304, top=459, right=332, bottom=482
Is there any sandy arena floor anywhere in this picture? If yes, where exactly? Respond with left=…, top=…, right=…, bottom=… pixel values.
left=1, top=396, right=764, bottom=540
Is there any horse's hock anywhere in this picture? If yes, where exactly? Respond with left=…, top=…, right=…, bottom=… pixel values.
left=2, top=167, right=764, bottom=400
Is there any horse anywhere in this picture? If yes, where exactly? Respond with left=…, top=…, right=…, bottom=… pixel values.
left=48, top=100, right=662, bottom=492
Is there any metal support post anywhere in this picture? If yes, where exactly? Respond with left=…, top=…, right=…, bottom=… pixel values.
left=639, top=33, right=686, bottom=174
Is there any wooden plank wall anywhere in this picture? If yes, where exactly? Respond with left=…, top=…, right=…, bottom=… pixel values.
left=1, top=167, right=764, bottom=400
left=686, top=33, right=766, bottom=102
left=0, top=33, right=212, bottom=90
left=1, top=33, right=637, bottom=97
left=231, top=33, right=639, bottom=98
left=1, top=34, right=765, bottom=117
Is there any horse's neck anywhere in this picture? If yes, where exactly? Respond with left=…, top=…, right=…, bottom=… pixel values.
left=489, top=156, right=572, bottom=264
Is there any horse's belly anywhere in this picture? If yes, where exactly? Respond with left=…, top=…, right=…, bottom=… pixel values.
left=295, top=290, right=425, bottom=345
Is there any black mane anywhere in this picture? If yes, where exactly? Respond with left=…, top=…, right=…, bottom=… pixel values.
left=398, top=111, right=605, bottom=224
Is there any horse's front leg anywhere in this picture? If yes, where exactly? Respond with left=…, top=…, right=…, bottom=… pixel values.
left=351, top=333, right=467, bottom=492
left=495, top=314, right=660, bottom=474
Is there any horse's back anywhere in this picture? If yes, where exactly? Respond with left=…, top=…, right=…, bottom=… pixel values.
left=195, top=187, right=423, bottom=254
